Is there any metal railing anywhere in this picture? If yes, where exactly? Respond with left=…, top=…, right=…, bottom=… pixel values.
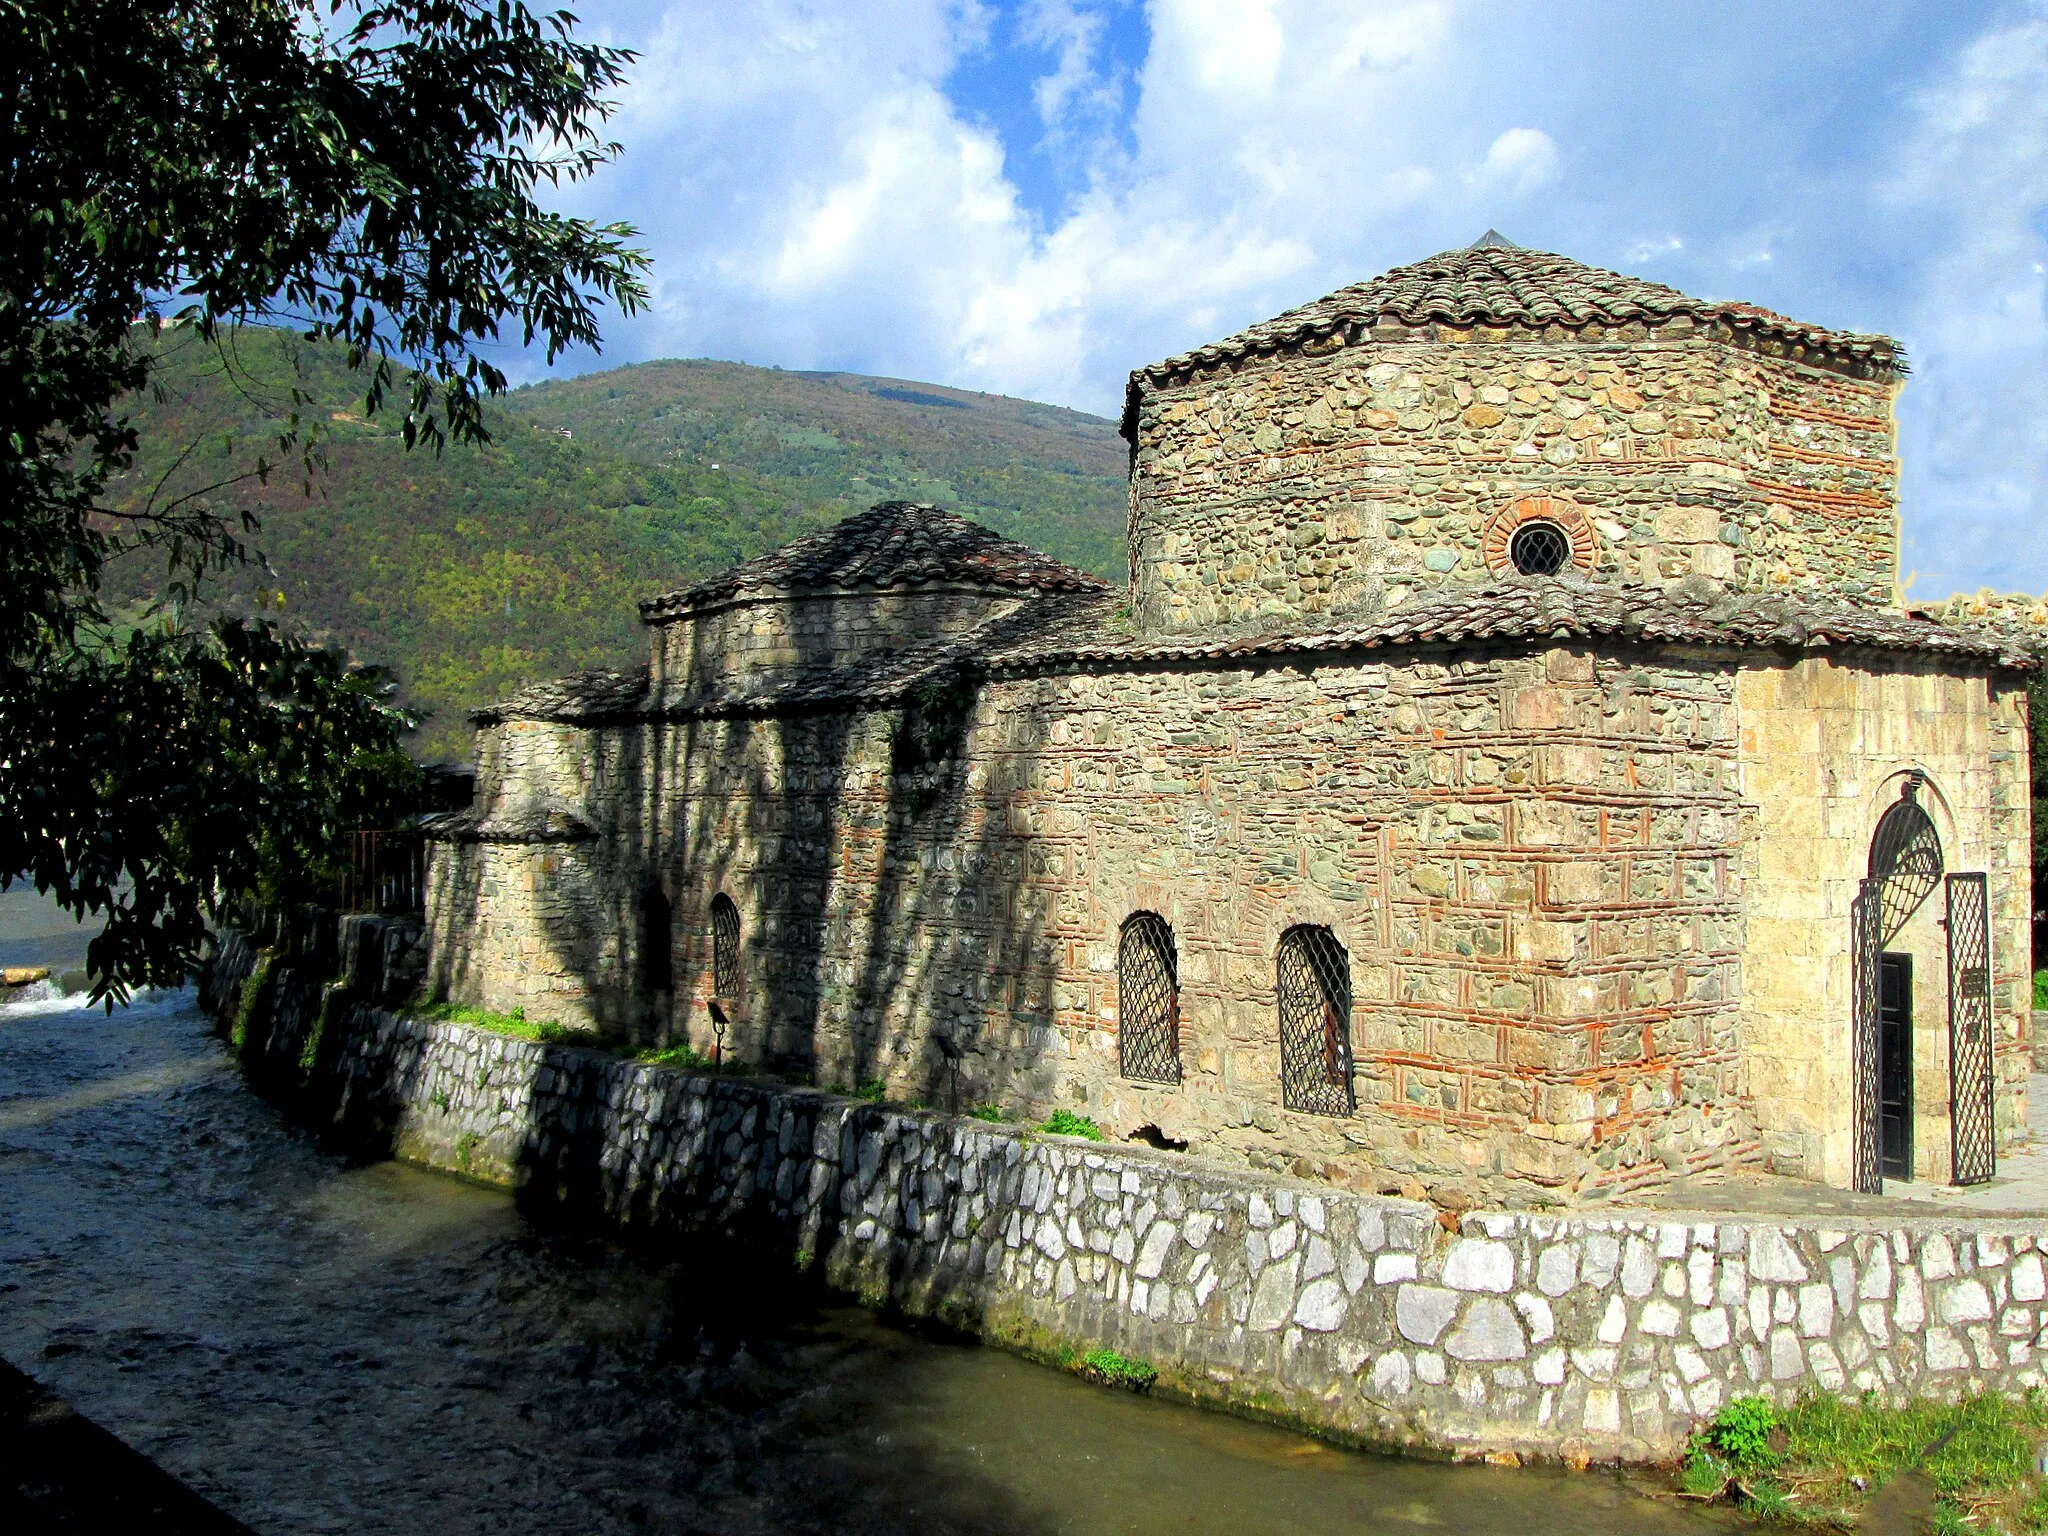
left=343, top=829, right=425, bottom=916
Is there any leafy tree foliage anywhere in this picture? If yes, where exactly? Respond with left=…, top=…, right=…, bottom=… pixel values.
left=6, top=621, right=425, bottom=987
left=0, top=0, right=646, bottom=997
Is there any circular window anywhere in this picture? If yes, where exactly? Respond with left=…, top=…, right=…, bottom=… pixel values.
left=1509, top=521, right=1571, bottom=576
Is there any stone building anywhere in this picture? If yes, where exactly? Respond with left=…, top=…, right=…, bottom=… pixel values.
left=425, top=238, right=2034, bottom=1204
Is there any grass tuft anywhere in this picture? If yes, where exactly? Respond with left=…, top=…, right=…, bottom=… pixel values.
left=1074, top=1348, right=1157, bottom=1392
left=415, top=1000, right=573, bottom=1042
left=1686, top=1391, right=2048, bottom=1534
left=1679, top=1451, right=1732, bottom=1497
left=1040, top=1108, right=1106, bottom=1141
left=636, top=1041, right=709, bottom=1069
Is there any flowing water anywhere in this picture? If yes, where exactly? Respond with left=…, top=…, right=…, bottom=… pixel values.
left=0, top=989, right=1736, bottom=1535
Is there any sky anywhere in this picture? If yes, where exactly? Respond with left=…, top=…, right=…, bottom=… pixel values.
left=528, top=0, right=2048, bottom=601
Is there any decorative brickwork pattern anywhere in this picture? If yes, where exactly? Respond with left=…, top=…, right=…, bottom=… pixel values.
left=1483, top=496, right=1598, bottom=576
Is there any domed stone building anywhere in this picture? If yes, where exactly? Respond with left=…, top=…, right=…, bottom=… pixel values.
left=424, top=237, right=2034, bottom=1203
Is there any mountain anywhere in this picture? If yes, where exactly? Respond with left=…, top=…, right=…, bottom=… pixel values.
left=99, top=328, right=1129, bottom=759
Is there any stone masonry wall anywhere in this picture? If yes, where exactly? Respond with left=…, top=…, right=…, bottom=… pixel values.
left=430, top=639, right=1760, bottom=1205
left=207, top=929, right=2048, bottom=1467
left=1127, top=333, right=1900, bottom=631
left=1737, top=655, right=2033, bottom=1186
left=652, top=588, right=1026, bottom=687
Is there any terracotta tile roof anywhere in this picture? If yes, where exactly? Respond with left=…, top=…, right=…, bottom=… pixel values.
left=475, top=576, right=2027, bottom=730
left=471, top=666, right=652, bottom=724
left=1124, top=237, right=1902, bottom=430
left=991, top=579, right=2031, bottom=674
left=637, top=501, right=1110, bottom=622
left=473, top=600, right=1071, bottom=727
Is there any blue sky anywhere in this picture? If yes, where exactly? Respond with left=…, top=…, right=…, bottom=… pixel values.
left=532, top=0, right=2048, bottom=600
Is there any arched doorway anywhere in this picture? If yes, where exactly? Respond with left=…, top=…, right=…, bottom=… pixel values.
left=1850, top=777, right=1995, bottom=1192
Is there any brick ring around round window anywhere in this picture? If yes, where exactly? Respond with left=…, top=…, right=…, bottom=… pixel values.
left=1481, top=496, right=1599, bottom=577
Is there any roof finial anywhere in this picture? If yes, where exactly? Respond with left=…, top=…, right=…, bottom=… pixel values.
left=1469, top=229, right=1519, bottom=250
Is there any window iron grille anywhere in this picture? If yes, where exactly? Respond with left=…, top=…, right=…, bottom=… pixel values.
left=1947, top=872, right=1996, bottom=1186
left=711, top=893, right=741, bottom=999
left=1509, top=520, right=1571, bottom=576
left=1117, top=912, right=1180, bottom=1084
left=1868, top=781, right=1943, bottom=946
left=1277, top=925, right=1353, bottom=1117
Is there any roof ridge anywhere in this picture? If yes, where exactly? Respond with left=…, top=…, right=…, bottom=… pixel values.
left=638, top=500, right=1109, bottom=621
left=1122, top=242, right=1902, bottom=432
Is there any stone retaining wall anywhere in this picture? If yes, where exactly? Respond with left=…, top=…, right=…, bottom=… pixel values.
left=208, top=926, right=2048, bottom=1465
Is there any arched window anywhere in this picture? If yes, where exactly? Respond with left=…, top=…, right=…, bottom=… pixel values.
left=1118, top=912, right=1180, bottom=1084
left=640, top=882, right=672, bottom=995
left=1276, top=925, right=1353, bottom=1116
left=710, top=893, right=741, bottom=999
left=1867, top=780, right=1943, bottom=945
left=1509, top=520, right=1571, bottom=575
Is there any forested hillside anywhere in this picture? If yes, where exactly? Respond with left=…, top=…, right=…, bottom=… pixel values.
left=102, top=327, right=1128, bottom=758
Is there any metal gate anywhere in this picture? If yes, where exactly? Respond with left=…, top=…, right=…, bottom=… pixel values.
left=1277, top=925, right=1353, bottom=1117
left=1947, top=872, right=1996, bottom=1186
left=1851, top=879, right=1884, bottom=1193
left=1851, top=780, right=1950, bottom=1194
left=1117, top=912, right=1181, bottom=1084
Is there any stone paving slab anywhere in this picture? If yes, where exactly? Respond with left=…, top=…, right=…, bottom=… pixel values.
left=1611, top=1075, right=2048, bottom=1221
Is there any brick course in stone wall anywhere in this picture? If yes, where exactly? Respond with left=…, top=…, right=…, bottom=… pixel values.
left=652, top=588, right=1029, bottom=688
left=429, top=634, right=2026, bottom=1205
left=1126, top=336, right=1900, bottom=631
left=206, top=926, right=2048, bottom=1466
left=430, top=640, right=1781, bottom=1204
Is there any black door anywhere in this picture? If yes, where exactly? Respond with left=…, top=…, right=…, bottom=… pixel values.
left=1879, top=953, right=1913, bottom=1181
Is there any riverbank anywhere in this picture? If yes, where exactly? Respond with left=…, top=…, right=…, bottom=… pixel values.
left=0, top=1357, right=254, bottom=1534
left=0, top=985, right=1721, bottom=1535
left=203, top=919, right=2048, bottom=1468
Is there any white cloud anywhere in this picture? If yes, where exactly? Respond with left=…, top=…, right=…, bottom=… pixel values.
left=1022, top=0, right=1126, bottom=155
left=1160, top=0, right=1286, bottom=98
left=1465, top=127, right=1561, bottom=199
left=534, top=1, right=2048, bottom=603
left=1884, top=3, right=2048, bottom=597
left=560, top=0, right=1557, bottom=413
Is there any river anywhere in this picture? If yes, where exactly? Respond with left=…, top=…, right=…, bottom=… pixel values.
left=0, top=988, right=1734, bottom=1534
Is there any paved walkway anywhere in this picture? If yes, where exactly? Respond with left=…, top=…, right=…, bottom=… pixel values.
left=1607, top=1073, right=2048, bottom=1221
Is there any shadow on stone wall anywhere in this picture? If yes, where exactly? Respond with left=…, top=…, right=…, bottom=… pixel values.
left=203, top=926, right=1009, bottom=1347
left=550, top=597, right=1076, bottom=1114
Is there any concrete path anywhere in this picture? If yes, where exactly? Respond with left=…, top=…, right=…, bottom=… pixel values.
left=1610, top=1073, right=2048, bottom=1221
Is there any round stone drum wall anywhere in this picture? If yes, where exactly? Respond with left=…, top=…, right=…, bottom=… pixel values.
left=1125, top=329, right=1901, bottom=633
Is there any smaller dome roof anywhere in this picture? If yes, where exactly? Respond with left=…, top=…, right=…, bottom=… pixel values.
left=638, top=501, right=1109, bottom=622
